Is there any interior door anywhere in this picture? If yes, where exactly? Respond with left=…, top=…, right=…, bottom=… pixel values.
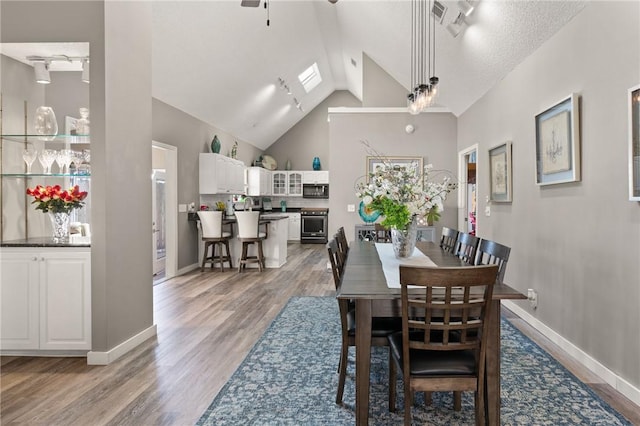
left=458, top=145, right=478, bottom=235
left=152, top=170, right=166, bottom=276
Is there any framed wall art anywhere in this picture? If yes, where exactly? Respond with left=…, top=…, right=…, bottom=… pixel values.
left=489, top=142, right=512, bottom=202
left=629, top=84, right=640, bottom=201
left=366, top=156, right=423, bottom=182
left=535, top=93, right=581, bottom=185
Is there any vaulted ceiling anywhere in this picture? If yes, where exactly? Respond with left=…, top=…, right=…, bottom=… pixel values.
left=152, top=1, right=586, bottom=150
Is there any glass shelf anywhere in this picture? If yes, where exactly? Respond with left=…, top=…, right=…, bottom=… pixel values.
left=1, top=173, right=91, bottom=178
left=1, top=134, right=90, bottom=144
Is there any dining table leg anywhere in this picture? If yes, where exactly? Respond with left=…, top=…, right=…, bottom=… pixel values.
left=485, top=299, right=502, bottom=425
left=355, top=298, right=372, bottom=426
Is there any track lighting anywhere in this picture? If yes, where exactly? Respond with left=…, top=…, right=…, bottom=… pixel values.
left=33, top=61, right=50, bottom=84
left=457, top=0, right=475, bottom=16
left=446, top=12, right=466, bottom=37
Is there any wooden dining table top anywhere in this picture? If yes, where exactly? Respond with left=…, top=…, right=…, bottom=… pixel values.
left=337, top=241, right=526, bottom=301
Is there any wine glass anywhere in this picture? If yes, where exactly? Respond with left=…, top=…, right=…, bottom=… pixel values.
left=22, top=148, right=38, bottom=174
left=55, top=149, right=73, bottom=174
left=38, top=149, right=57, bottom=174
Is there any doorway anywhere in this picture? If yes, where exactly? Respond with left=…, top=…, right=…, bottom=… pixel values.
left=152, top=142, right=178, bottom=285
left=458, top=145, right=478, bottom=235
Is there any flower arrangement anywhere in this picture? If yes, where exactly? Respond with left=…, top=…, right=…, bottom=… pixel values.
left=355, top=156, right=457, bottom=230
left=26, top=184, right=88, bottom=214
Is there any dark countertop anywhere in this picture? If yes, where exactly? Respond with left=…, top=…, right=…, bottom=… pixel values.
left=1, top=237, right=91, bottom=248
left=189, top=210, right=303, bottom=222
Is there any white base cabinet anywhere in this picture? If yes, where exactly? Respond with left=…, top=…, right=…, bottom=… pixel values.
left=0, top=247, right=91, bottom=352
left=287, top=213, right=301, bottom=241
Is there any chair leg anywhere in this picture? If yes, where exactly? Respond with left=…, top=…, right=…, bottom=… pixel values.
left=404, top=378, right=412, bottom=426
left=216, top=242, right=224, bottom=272
left=257, top=241, right=265, bottom=272
left=388, top=350, right=396, bottom=412
left=225, top=239, right=233, bottom=268
left=201, top=242, right=209, bottom=272
left=425, top=391, right=432, bottom=406
left=238, top=242, right=247, bottom=273
left=454, top=391, right=462, bottom=411
left=336, top=339, right=348, bottom=404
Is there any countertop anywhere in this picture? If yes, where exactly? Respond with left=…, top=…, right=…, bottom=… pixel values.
left=189, top=211, right=300, bottom=222
left=1, top=237, right=91, bottom=248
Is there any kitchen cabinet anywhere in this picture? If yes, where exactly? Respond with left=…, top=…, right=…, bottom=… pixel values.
left=199, top=153, right=245, bottom=195
left=0, top=247, right=92, bottom=351
left=287, top=213, right=301, bottom=241
left=302, top=170, right=329, bottom=184
left=246, top=167, right=272, bottom=196
left=272, top=171, right=303, bottom=197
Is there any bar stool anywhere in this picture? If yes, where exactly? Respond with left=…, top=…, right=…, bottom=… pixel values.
left=235, top=211, right=267, bottom=272
left=197, top=211, right=233, bottom=272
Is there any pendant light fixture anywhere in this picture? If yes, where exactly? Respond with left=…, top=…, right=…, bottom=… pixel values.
left=407, top=0, right=439, bottom=114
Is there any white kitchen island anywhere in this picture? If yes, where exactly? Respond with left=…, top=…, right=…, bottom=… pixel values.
left=196, top=214, right=288, bottom=269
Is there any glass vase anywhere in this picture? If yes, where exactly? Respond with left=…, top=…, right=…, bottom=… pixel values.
left=390, top=216, right=418, bottom=258
left=49, top=212, right=70, bottom=243
left=34, top=106, right=58, bottom=141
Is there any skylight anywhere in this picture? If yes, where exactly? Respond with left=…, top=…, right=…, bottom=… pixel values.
left=298, top=62, right=322, bottom=93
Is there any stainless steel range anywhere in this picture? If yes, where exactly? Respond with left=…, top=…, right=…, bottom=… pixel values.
left=300, top=208, right=329, bottom=243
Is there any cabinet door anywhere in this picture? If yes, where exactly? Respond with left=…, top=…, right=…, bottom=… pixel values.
left=39, top=251, right=91, bottom=350
left=230, top=161, right=246, bottom=194
left=0, top=253, right=39, bottom=350
left=261, top=169, right=272, bottom=195
left=302, top=170, right=329, bottom=184
left=287, top=172, right=303, bottom=196
left=215, top=155, right=229, bottom=193
left=272, top=172, right=286, bottom=196
left=288, top=213, right=301, bottom=241
left=199, top=153, right=219, bottom=194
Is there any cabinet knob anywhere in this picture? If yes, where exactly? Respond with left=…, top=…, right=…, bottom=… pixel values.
left=32, top=256, right=38, bottom=261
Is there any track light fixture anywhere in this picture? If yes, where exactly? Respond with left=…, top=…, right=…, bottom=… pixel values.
left=446, top=12, right=466, bottom=37
left=27, top=55, right=90, bottom=84
left=457, top=0, right=475, bottom=16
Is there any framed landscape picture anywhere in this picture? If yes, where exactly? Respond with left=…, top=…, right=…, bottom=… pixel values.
left=535, top=93, right=581, bottom=186
left=489, top=142, right=512, bottom=202
left=629, top=84, right=640, bottom=201
left=366, top=156, right=423, bottom=182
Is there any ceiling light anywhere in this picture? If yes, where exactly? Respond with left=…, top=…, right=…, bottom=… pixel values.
left=446, top=12, right=466, bottom=37
left=34, top=61, right=50, bottom=84
left=457, top=0, right=475, bottom=16
left=81, top=58, right=90, bottom=83
left=407, top=0, right=440, bottom=114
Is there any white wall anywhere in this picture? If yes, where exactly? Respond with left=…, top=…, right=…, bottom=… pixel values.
left=458, top=1, right=640, bottom=395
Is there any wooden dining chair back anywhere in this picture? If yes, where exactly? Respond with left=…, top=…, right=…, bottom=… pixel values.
left=388, top=264, right=499, bottom=425
left=197, top=211, right=233, bottom=271
left=440, top=227, right=459, bottom=254
left=235, top=211, right=267, bottom=272
left=374, top=223, right=391, bottom=243
left=475, top=239, right=511, bottom=284
left=336, top=226, right=349, bottom=261
left=326, top=238, right=402, bottom=406
left=454, top=232, right=480, bottom=265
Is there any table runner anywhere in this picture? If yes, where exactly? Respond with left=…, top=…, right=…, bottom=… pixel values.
left=374, top=243, right=437, bottom=288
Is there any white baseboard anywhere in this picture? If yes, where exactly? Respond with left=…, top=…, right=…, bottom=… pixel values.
left=177, top=263, right=200, bottom=276
left=503, top=300, right=640, bottom=407
left=87, top=324, right=157, bottom=365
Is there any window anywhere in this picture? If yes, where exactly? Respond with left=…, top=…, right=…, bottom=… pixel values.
left=298, top=62, right=322, bottom=93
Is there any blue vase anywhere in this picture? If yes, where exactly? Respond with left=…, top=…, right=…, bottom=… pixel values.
left=312, top=157, right=321, bottom=170
left=211, top=135, right=221, bottom=153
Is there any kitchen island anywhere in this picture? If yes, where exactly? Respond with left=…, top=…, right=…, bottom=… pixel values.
left=194, top=213, right=289, bottom=269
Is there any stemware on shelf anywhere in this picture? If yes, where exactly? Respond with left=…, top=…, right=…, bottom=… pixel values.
left=34, top=106, right=59, bottom=141
left=38, top=149, right=57, bottom=174
left=55, top=149, right=73, bottom=174
left=22, top=148, right=38, bottom=174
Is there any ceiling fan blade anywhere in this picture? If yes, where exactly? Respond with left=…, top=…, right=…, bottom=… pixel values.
left=240, top=0, right=261, bottom=7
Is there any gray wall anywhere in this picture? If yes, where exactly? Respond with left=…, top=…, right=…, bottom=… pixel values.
left=458, top=1, right=640, bottom=389
left=152, top=98, right=262, bottom=270
left=328, top=112, right=458, bottom=240
left=264, top=90, right=361, bottom=171
left=46, top=71, right=90, bottom=132
left=362, top=53, right=407, bottom=108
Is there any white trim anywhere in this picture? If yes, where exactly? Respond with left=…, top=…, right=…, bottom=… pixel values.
left=327, top=106, right=452, bottom=114
left=152, top=141, right=178, bottom=281
left=503, top=300, right=640, bottom=407
left=457, top=144, right=478, bottom=232
left=87, top=324, right=157, bottom=365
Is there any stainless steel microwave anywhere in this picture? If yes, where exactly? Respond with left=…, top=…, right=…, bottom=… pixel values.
left=302, top=184, right=329, bottom=199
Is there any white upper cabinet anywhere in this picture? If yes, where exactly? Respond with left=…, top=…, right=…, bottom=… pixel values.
left=246, top=167, right=272, bottom=196
left=272, top=171, right=287, bottom=196
left=302, top=170, right=329, bottom=184
left=199, top=153, right=245, bottom=194
left=287, top=171, right=303, bottom=196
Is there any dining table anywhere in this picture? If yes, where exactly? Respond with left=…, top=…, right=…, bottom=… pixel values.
left=336, top=240, right=526, bottom=425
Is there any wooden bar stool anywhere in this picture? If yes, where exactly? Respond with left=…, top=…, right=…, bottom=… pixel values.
left=235, top=211, right=267, bottom=272
left=197, top=211, right=233, bottom=271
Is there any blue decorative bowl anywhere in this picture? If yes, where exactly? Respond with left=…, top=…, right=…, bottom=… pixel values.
left=358, top=201, right=381, bottom=223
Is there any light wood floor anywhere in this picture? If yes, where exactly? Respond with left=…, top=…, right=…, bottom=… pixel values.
left=1, top=243, right=638, bottom=425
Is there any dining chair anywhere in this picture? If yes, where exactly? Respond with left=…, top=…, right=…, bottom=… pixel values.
left=454, top=232, right=480, bottom=265
left=475, top=239, right=511, bottom=284
left=197, top=211, right=233, bottom=272
left=235, top=211, right=267, bottom=272
left=439, top=226, right=459, bottom=254
left=326, top=239, right=401, bottom=405
left=336, top=226, right=349, bottom=261
left=388, top=264, right=499, bottom=426
left=374, top=223, right=391, bottom=243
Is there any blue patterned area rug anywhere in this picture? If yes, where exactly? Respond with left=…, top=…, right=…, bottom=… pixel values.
left=196, top=296, right=631, bottom=425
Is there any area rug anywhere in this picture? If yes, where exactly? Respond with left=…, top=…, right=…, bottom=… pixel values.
left=196, top=296, right=631, bottom=425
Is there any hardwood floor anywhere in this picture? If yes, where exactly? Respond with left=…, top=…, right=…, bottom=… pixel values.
left=1, top=243, right=638, bottom=425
